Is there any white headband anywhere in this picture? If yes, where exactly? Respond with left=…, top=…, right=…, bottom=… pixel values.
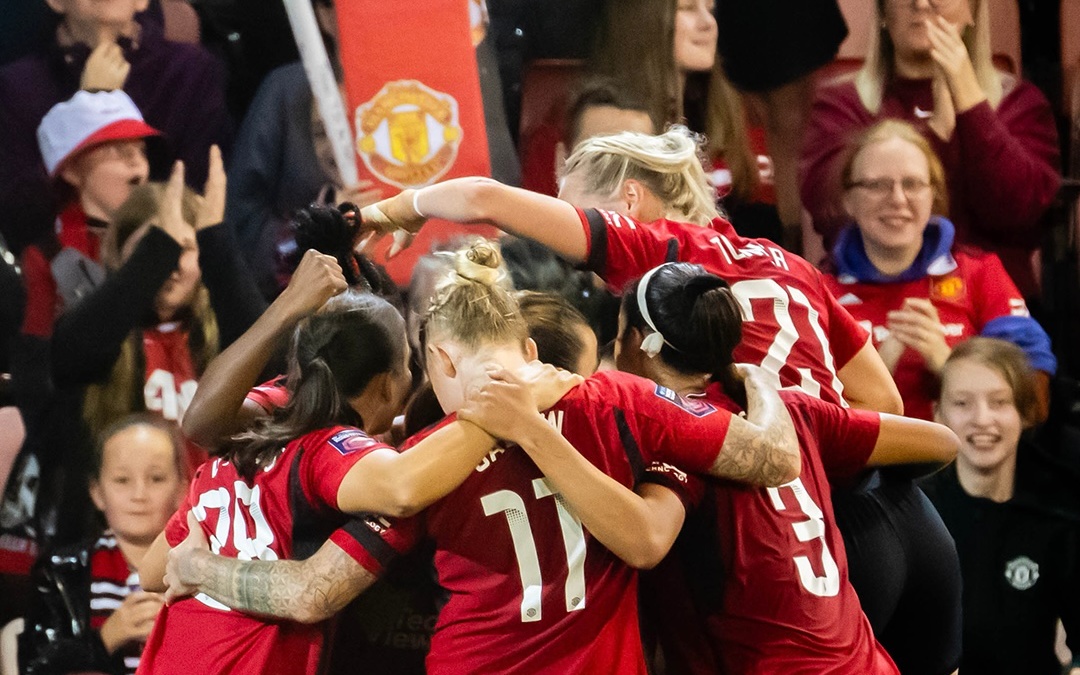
left=636, top=264, right=671, bottom=358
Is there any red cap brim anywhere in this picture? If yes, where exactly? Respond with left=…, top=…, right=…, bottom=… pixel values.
left=51, top=119, right=162, bottom=176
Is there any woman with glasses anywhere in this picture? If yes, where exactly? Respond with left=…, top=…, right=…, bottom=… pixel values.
left=824, top=119, right=1055, bottom=423
left=800, top=0, right=1059, bottom=300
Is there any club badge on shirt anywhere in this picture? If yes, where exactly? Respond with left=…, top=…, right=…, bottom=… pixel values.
left=1004, top=555, right=1040, bottom=591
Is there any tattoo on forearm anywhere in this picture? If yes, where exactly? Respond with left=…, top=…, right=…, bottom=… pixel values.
left=712, top=384, right=799, bottom=486
left=196, top=545, right=376, bottom=622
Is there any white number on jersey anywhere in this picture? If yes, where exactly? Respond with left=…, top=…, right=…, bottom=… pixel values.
left=728, top=279, right=846, bottom=405
left=767, top=478, right=840, bottom=597
left=481, top=477, right=588, bottom=623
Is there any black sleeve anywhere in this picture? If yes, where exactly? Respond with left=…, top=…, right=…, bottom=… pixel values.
left=194, top=223, right=267, bottom=350
left=50, top=228, right=181, bottom=385
left=581, top=208, right=609, bottom=275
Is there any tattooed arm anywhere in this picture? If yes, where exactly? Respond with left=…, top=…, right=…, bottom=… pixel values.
left=708, top=366, right=800, bottom=487
left=164, top=516, right=376, bottom=624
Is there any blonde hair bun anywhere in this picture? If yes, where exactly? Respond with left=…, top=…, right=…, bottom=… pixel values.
left=447, top=239, right=507, bottom=288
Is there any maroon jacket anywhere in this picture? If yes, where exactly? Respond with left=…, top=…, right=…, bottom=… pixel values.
left=799, top=75, right=1060, bottom=299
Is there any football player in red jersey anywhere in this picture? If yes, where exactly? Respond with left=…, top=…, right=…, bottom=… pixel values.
left=357, top=126, right=966, bottom=673
left=159, top=239, right=802, bottom=675
left=459, top=262, right=961, bottom=674
left=135, top=289, right=578, bottom=675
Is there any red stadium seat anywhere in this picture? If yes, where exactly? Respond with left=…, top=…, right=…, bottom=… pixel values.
left=162, top=0, right=201, bottom=45
left=517, top=59, right=584, bottom=196
left=1062, top=0, right=1080, bottom=119
left=988, top=0, right=1022, bottom=75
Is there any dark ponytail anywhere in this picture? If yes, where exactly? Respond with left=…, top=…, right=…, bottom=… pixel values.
left=227, top=291, right=406, bottom=480
left=622, top=263, right=745, bottom=405
left=290, top=203, right=398, bottom=297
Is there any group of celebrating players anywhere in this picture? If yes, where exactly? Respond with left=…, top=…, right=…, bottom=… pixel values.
left=132, top=126, right=965, bottom=675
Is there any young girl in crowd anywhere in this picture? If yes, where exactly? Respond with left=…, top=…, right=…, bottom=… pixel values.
left=356, top=125, right=963, bottom=673
left=20, top=415, right=184, bottom=675
left=136, top=284, right=579, bottom=675
left=824, top=119, right=1055, bottom=422
left=459, top=261, right=959, bottom=673
left=800, top=0, right=1060, bottom=298
left=922, top=338, right=1080, bottom=675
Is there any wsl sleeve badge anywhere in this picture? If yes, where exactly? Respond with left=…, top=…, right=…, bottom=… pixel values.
left=328, top=429, right=378, bottom=456
left=355, top=80, right=463, bottom=189
left=654, top=385, right=717, bottom=418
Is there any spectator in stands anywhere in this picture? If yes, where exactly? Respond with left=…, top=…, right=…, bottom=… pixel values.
left=801, top=0, right=1060, bottom=299
left=49, top=155, right=265, bottom=485
left=19, top=415, right=184, bottom=675
left=921, top=337, right=1080, bottom=675
left=0, top=0, right=230, bottom=254
left=587, top=0, right=782, bottom=242
left=21, top=90, right=160, bottom=344
left=823, top=119, right=1055, bottom=422
left=225, top=0, right=383, bottom=299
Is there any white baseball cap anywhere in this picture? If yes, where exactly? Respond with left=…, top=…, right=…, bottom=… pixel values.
left=37, top=90, right=160, bottom=177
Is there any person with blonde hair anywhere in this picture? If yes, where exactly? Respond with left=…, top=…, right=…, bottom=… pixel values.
left=800, top=0, right=1060, bottom=299
left=922, top=337, right=1080, bottom=675
left=824, top=119, right=1056, bottom=423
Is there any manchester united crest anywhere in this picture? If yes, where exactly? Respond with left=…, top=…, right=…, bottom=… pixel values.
left=355, top=80, right=463, bottom=189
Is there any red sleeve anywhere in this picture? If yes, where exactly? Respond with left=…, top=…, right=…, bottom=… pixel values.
left=640, top=461, right=707, bottom=511
left=618, top=377, right=734, bottom=476
left=821, top=276, right=870, bottom=369
left=165, top=473, right=200, bottom=546
left=952, top=83, right=1060, bottom=248
left=329, top=513, right=421, bottom=575
left=18, top=245, right=58, bottom=337
left=785, top=393, right=881, bottom=482
left=245, top=377, right=289, bottom=414
left=969, top=252, right=1028, bottom=327
left=300, top=428, right=396, bottom=512
left=576, top=207, right=681, bottom=294
left=799, top=80, right=874, bottom=248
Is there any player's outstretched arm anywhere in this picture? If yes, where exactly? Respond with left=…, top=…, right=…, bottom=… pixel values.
left=459, top=373, right=686, bottom=569
left=164, top=518, right=374, bottom=625
left=836, top=338, right=904, bottom=415
left=182, top=250, right=348, bottom=446
left=359, top=178, right=589, bottom=263
left=337, top=363, right=582, bottom=518
left=866, top=414, right=960, bottom=466
left=708, top=366, right=801, bottom=487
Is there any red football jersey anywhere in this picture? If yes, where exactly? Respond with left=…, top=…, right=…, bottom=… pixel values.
left=825, top=248, right=1030, bottom=420
left=137, top=426, right=399, bottom=675
left=645, top=388, right=897, bottom=675
left=142, top=323, right=206, bottom=475
left=577, top=208, right=869, bottom=407
left=392, top=371, right=732, bottom=675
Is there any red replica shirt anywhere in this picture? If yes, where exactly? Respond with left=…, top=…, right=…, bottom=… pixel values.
left=825, top=248, right=1029, bottom=420
left=578, top=208, right=869, bottom=407
left=389, top=371, right=731, bottom=675
left=138, top=426, right=398, bottom=675
left=142, top=322, right=206, bottom=474
left=644, top=389, right=896, bottom=675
